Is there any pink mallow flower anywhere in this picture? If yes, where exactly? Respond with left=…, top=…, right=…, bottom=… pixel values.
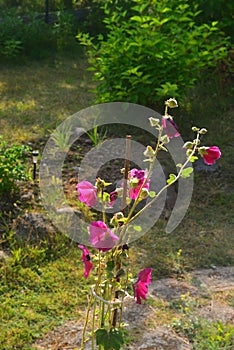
left=134, top=268, right=152, bottom=304
left=77, top=180, right=97, bottom=207
left=89, top=221, right=119, bottom=252
left=201, top=146, right=221, bottom=165
left=129, top=168, right=150, bottom=200
left=162, top=116, right=180, bottom=139
left=78, top=244, right=93, bottom=278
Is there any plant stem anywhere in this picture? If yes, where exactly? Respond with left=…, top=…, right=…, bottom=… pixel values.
left=128, top=132, right=200, bottom=224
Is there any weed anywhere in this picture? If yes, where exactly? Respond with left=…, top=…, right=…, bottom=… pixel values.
left=86, top=124, right=107, bottom=146
left=0, top=136, right=32, bottom=194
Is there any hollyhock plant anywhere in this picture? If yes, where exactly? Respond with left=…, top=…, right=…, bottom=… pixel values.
left=89, top=221, right=119, bottom=251
left=129, top=168, right=150, bottom=200
left=77, top=99, right=221, bottom=349
left=162, top=116, right=180, bottom=139
left=134, top=268, right=152, bottom=304
left=77, top=180, right=97, bottom=207
left=200, top=146, right=221, bottom=165
left=78, top=244, right=93, bottom=278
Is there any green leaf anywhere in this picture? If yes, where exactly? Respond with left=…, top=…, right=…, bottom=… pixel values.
left=181, top=167, right=193, bottom=178
left=189, top=156, right=198, bottom=163
left=95, top=328, right=124, bottom=350
left=96, top=328, right=109, bottom=349
left=167, top=174, right=176, bottom=184
left=103, top=192, right=110, bottom=202
left=106, top=260, right=115, bottom=272
left=109, top=328, right=124, bottom=350
left=133, top=225, right=142, bottom=232
left=149, top=191, right=156, bottom=198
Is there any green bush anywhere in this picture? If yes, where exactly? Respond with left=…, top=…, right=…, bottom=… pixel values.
left=78, top=0, right=230, bottom=107
left=0, top=137, right=31, bottom=194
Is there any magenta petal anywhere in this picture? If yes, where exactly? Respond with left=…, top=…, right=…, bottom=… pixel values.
left=138, top=268, right=152, bottom=285
left=134, top=268, right=152, bottom=304
left=203, top=146, right=221, bottom=165
left=89, top=221, right=119, bottom=252
left=78, top=244, right=93, bottom=278
left=77, top=180, right=97, bottom=207
left=84, top=260, right=93, bottom=278
left=129, top=169, right=150, bottom=200
left=134, top=281, right=148, bottom=304
left=162, top=116, right=180, bottom=139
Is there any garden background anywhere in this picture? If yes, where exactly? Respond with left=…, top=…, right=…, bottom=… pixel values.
left=0, top=0, right=233, bottom=349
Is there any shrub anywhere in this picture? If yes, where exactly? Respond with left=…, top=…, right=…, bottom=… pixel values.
left=77, top=0, right=230, bottom=107
left=0, top=137, right=31, bottom=194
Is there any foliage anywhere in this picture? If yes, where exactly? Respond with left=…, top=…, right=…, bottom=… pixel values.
left=0, top=0, right=74, bottom=14
left=188, top=0, right=234, bottom=41
left=78, top=0, right=230, bottom=106
left=0, top=7, right=80, bottom=61
left=193, top=322, right=234, bottom=349
left=78, top=0, right=134, bottom=35
left=171, top=293, right=234, bottom=348
left=0, top=137, right=31, bottom=194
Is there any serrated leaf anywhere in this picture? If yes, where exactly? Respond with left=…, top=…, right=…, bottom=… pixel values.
left=181, top=167, right=193, bottom=178
left=167, top=173, right=176, bottom=184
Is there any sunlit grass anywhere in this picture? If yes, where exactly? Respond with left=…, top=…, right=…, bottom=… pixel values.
left=0, top=55, right=95, bottom=142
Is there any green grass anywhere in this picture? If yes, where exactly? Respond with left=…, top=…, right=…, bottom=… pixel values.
left=0, top=54, right=233, bottom=349
left=0, top=248, right=90, bottom=349
left=0, top=54, right=95, bottom=142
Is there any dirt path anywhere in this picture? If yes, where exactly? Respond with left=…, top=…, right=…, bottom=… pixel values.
left=33, top=266, right=234, bottom=350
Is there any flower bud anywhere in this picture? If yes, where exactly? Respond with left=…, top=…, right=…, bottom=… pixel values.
left=149, top=117, right=160, bottom=127
left=197, top=146, right=207, bottom=155
left=140, top=188, right=149, bottom=199
left=165, top=98, right=178, bottom=108
left=199, top=128, right=207, bottom=135
left=116, top=187, right=123, bottom=196
left=130, top=178, right=139, bottom=188
left=186, top=149, right=193, bottom=156
left=160, top=134, right=170, bottom=144
left=192, top=126, right=200, bottom=132
left=115, top=211, right=124, bottom=219
left=144, top=145, right=155, bottom=157
left=183, top=141, right=193, bottom=149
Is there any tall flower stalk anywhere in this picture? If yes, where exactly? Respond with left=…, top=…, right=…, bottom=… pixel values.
left=77, top=98, right=221, bottom=350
